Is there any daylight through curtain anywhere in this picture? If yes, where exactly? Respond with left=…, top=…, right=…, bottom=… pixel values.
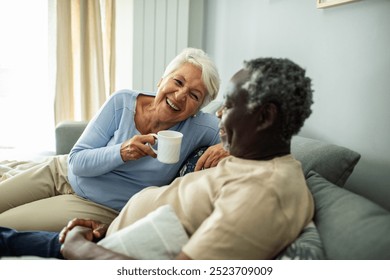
left=54, top=0, right=115, bottom=124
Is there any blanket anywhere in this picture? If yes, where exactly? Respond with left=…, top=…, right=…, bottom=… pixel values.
left=0, top=159, right=47, bottom=182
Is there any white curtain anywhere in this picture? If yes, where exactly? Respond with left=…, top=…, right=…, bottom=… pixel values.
left=54, top=0, right=116, bottom=124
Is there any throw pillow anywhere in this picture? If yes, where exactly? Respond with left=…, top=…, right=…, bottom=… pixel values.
left=291, top=136, right=361, bottom=186
left=97, top=205, right=189, bottom=259
left=307, top=171, right=390, bottom=260
left=275, top=221, right=326, bottom=260
left=177, top=147, right=207, bottom=177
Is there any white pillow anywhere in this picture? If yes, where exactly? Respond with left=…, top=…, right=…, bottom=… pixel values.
left=97, top=204, right=189, bottom=259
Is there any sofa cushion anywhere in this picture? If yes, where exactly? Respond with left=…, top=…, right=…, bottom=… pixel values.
left=291, top=136, right=361, bottom=186
left=307, top=171, right=390, bottom=260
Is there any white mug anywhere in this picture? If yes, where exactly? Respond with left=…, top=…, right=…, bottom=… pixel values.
left=148, top=130, right=183, bottom=164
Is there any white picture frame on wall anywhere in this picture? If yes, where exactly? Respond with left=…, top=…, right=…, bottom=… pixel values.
left=317, top=0, right=359, bottom=8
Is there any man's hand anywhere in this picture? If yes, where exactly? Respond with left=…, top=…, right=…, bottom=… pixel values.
left=60, top=225, right=133, bottom=260
left=195, top=143, right=229, bottom=171
left=60, top=226, right=95, bottom=259
left=59, top=218, right=109, bottom=244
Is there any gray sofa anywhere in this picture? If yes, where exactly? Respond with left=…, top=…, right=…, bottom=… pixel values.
left=55, top=101, right=390, bottom=260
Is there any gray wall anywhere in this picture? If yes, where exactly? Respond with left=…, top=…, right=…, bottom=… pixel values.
left=202, top=0, right=390, bottom=209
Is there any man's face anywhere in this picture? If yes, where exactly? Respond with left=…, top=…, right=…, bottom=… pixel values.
left=217, top=69, right=260, bottom=157
left=153, top=63, right=207, bottom=124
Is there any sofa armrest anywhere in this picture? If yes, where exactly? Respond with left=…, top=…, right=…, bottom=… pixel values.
left=55, top=121, right=88, bottom=155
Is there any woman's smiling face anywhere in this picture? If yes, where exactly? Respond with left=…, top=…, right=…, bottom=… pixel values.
left=153, top=63, right=207, bottom=124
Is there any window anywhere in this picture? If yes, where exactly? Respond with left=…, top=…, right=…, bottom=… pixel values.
left=0, top=1, right=53, bottom=159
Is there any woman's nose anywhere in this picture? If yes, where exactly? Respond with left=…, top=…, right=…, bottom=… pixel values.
left=175, top=87, right=188, bottom=101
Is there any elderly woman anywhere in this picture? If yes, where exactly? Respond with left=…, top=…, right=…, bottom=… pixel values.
left=0, top=48, right=228, bottom=231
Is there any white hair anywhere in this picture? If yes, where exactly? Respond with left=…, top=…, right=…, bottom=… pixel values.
left=162, top=48, right=220, bottom=108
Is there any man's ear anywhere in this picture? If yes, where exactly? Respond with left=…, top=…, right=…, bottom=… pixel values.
left=256, top=103, right=278, bottom=130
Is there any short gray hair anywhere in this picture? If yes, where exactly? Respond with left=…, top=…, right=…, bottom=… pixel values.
left=243, top=58, right=314, bottom=142
left=163, top=48, right=220, bottom=108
